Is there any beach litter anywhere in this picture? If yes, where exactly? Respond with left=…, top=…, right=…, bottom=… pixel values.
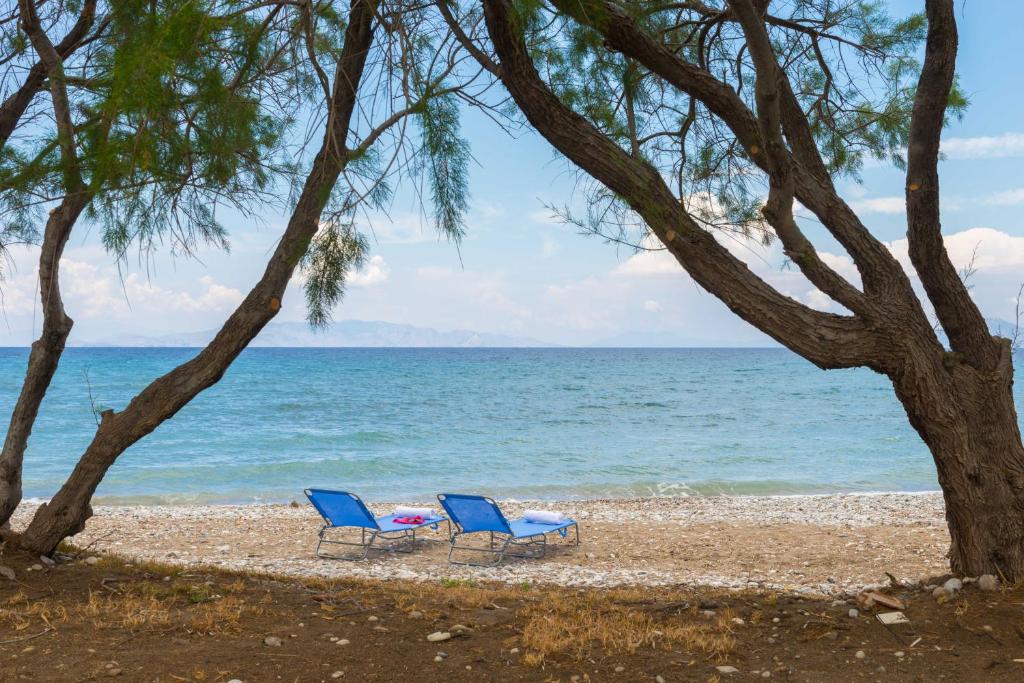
left=876, top=612, right=910, bottom=626
left=857, top=590, right=905, bottom=611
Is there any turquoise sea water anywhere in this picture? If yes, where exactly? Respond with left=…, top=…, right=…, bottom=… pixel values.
left=2, top=347, right=1017, bottom=504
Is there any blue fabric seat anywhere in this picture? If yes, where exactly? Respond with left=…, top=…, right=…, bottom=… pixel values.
left=305, top=488, right=449, bottom=560
left=437, top=493, right=580, bottom=566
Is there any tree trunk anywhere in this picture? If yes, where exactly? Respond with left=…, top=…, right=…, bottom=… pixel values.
left=893, top=338, right=1024, bottom=577
left=0, top=195, right=88, bottom=528
left=15, top=0, right=379, bottom=556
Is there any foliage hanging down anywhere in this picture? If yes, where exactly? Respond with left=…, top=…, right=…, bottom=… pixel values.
left=295, top=0, right=485, bottom=324
left=459, top=0, right=965, bottom=249
left=0, top=0, right=301, bottom=263
left=1, top=0, right=492, bottom=324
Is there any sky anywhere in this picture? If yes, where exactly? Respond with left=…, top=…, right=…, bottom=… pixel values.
left=3, top=1, right=1024, bottom=347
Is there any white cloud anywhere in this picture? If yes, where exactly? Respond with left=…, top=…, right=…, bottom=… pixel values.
left=849, top=196, right=905, bottom=215
left=348, top=255, right=390, bottom=287
left=642, top=299, right=662, bottom=313
left=941, top=132, right=1024, bottom=160
left=887, top=227, right=1024, bottom=273
left=802, top=288, right=835, bottom=311
left=612, top=249, right=679, bottom=277
left=0, top=245, right=245, bottom=341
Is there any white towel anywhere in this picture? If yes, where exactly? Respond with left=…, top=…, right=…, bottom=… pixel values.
left=394, top=505, right=437, bottom=519
left=523, top=509, right=567, bottom=525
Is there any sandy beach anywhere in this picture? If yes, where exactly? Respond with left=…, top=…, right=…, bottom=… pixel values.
left=10, top=492, right=951, bottom=595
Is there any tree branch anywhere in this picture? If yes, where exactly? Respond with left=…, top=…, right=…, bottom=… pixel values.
left=482, top=0, right=883, bottom=371
left=905, top=0, right=997, bottom=368
left=726, top=0, right=867, bottom=315
left=547, top=0, right=914, bottom=306
left=0, top=0, right=98, bottom=148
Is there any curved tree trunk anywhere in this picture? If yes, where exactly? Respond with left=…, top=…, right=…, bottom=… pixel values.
left=0, top=193, right=89, bottom=527
left=0, top=0, right=99, bottom=528
left=16, top=0, right=378, bottom=556
left=893, top=339, right=1024, bottom=576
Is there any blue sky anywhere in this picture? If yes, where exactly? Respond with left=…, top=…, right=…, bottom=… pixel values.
left=3, top=1, right=1024, bottom=347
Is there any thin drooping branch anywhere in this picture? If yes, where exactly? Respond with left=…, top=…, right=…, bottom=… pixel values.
left=435, top=0, right=498, bottom=76
left=0, top=0, right=99, bottom=148
left=481, top=0, right=881, bottom=371
left=17, top=0, right=85, bottom=191
left=16, top=0, right=382, bottom=554
left=905, top=0, right=998, bottom=368
left=548, top=0, right=917, bottom=307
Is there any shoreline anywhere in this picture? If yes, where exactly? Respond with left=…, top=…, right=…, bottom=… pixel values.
left=22, top=487, right=946, bottom=508
left=10, top=492, right=950, bottom=596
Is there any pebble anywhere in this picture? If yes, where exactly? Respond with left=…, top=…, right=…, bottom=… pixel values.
left=716, top=666, right=740, bottom=674
left=614, top=666, right=625, bottom=673
left=894, top=651, right=904, bottom=658
left=509, top=648, right=519, bottom=655
left=331, top=672, right=344, bottom=679
left=427, top=631, right=452, bottom=642
left=978, top=574, right=999, bottom=592
left=227, top=680, right=243, bottom=683
left=855, top=650, right=865, bottom=659
left=10, top=492, right=951, bottom=593
left=762, top=673, right=771, bottom=679
left=731, top=617, right=745, bottom=625
left=943, top=578, right=963, bottom=594
left=434, top=656, right=444, bottom=662
left=848, top=608, right=859, bottom=619
left=336, top=639, right=350, bottom=646
left=367, top=615, right=379, bottom=622
left=105, top=669, right=122, bottom=677
left=263, top=636, right=282, bottom=647
left=656, top=676, right=666, bottom=683
left=30, top=564, right=43, bottom=571
left=408, top=610, right=424, bottom=619
left=84, top=557, right=99, bottom=566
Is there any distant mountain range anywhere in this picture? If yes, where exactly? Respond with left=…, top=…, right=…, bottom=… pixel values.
left=73, top=320, right=555, bottom=348
left=59, top=316, right=1024, bottom=349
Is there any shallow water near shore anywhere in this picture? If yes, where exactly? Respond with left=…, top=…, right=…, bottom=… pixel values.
left=3, top=346, right=1019, bottom=504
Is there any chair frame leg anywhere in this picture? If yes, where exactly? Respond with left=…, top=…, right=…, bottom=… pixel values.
left=446, top=531, right=511, bottom=566
left=315, top=525, right=378, bottom=561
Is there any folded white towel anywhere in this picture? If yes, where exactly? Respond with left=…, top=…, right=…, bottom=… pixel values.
left=523, top=509, right=568, bottom=525
left=394, top=505, right=437, bottom=519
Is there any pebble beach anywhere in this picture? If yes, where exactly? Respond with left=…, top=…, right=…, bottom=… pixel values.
left=10, top=492, right=951, bottom=596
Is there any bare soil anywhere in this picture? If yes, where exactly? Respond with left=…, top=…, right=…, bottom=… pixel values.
left=2, top=549, right=1022, bottom=682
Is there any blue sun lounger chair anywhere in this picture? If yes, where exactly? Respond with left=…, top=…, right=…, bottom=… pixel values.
left=305, top=488, right=449, bottom=560
left=436, top=493, right=579, bottom=566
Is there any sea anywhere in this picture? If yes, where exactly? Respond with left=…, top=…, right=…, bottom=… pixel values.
left=2, top=346, right=1014, bottom=505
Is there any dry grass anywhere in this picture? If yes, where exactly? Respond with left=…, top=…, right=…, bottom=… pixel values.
left=2, top=568, right=260, bottom=639
left=518, top=590, right=735, bottom=665
left=6, top=550, right=738, bottom=670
